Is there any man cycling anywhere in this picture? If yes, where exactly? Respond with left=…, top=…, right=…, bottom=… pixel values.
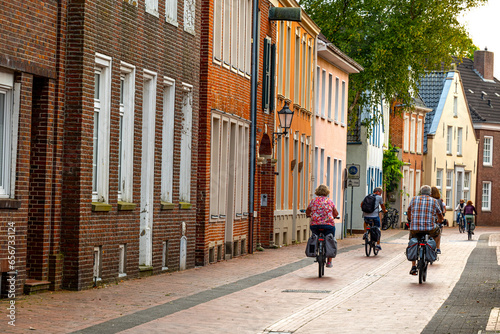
left=361, top=187, right=387, bottom=251
left=455, top=199, right=465, bottom=230
left=407, top=185, right=443, bottom=275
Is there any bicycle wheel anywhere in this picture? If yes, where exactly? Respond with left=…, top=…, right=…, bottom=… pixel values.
left=364, top=233, right=371, bottom=257
left=418, top=248, right=425, bottom=284
left=373, top=241, right=379, bottom=256
left=317, top=253, right=324, bottom=277
left=468, top=228, right=472, bottom=240
left=458, top=217, right=464, bottom=233
left=422, top=261, right=428, bottom=282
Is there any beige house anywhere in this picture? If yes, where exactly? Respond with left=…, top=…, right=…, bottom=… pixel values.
left=419, top=69, right=478, bottom=223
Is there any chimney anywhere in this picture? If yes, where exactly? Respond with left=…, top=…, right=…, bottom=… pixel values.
left=474, top=49, right=495, bottom=80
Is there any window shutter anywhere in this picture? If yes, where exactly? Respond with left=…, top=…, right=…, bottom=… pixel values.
left=262, top=38, right=270, bottom=110
left=270, top=43, right=276, bottom=112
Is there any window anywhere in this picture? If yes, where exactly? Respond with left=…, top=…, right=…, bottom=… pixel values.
left=118, top=63, right=135, bottom=203
left=483, top=136, right=493, bottom=165
left=410, top=117, right=415, bottom=152
left=436, top=169, right=443, bottom=190
left=179, top=83, right=193, bottom=202
left=184, top=0, right=196, bottom=34
left=300, top=139, right=304, bottom=209
left=417, top=119, right=422, bottom=154
left=93, top=54, right=112, bottom=203
left=409, top=169, right=414, bottom=200
left=453, top=96, right=458, bottom=117
left=166, top=0, right=178, bottom=24
left=457, top=127, right=463, bottom=155
left=482, top=181, right=491, bottom=211
left=326, top=157, right=331, bottom=193
left=294, top=33, right=300, bottom=100
left=314, top=147, right=318, bottom=191
left=321, top=70, right=326, bottom=117
left=334, top=77, right=339, bottom=122
left=341, top=81, right=345, bottom=124
left=403, top=116, right=409, bottom=151
left=447, top=126, right=453, bottom=154
left=210, top=113, right=249, bottom=218
left=0, top=71, right=18, bottom=199
left=145, top=0, right=158, bottom=15
left=118, top=244, right=127, bottom=277
left=285, top=25, right=291, bottom=97
left=303, top=141, right=309, bottom=209
left=463, top=172, right=470, bottom=202
left=320, top=149, right=324, bottom=186
left=301, top=37, right=306, bottom=106
left=306, top=43, right=312, bottom=110
left=332, top=159, right=337, bottom=204
left=277, top=22, right=284, bottom=95
left=327, top=74, right=332, bottom=119
left=315, top=66, right=320, bottom=116
left=262, top=38, right=276, bottom=113
left=275, top=135, right=282, bottom=210
left=415, top=170, right=421, bottom=196
left=284, top=135, right=289, bottom=209
left=161, top=78, right=175, bottom=203
left=446, top=170, right=453, bottom=208
left=337, top=160, right=342, bottom=207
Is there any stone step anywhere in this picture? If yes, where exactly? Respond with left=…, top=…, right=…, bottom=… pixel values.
left=24, top=279, right=51, bottom=295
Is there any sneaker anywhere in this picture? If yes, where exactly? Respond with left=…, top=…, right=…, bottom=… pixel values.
left=376, top=245, right=382, bottom=251
left=326, top=262, right=333, bottom=268
left=409, top=266, right=418, bottom=275
left=436, top=249, right=441, bottom=254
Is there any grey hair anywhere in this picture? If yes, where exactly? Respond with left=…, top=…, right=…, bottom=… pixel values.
left=374, top=187, right=383, bottom=193
left=420, top=185, right=432, bottom=196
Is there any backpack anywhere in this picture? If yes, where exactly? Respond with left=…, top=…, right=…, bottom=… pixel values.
left=361, top=194, right=377, bottom=213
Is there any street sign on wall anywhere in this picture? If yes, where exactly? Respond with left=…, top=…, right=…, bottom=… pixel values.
left=347, top=179, right=360, bottom=187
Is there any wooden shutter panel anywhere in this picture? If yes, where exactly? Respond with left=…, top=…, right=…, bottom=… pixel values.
left=270, top=43, right=276, bottom=112
left=262, top=38, right=270, bottom=110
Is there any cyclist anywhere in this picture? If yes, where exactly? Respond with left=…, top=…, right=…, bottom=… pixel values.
left=455, top=199, right=465, bottom=229
left=361, top=187, right=387, bottom=251
left=464, top=200, right=477, bottom=233
left=306, top=185, right=339, bottom=268
left=431, top=186, right=447, bottom=227
left=406, top=185, right=443, bottom=275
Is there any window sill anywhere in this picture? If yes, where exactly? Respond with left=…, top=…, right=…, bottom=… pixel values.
left=92, top=202, right=112, bottom=212
left=484, top=164, right=493, bottom=167
left=166, top=19, right=178, bottom=27
left=118, top=201, right=136, bottom=211
left=457, top=154, right=463, bottom=157
left=179, top=202, right=192, bottom=210
left=118, top=273, right=127, bottom=278
left=482, top=209, right=491, bottom=212
left=0, top=199, right=22, bottom=209
left=161, top=201, right=175, bottom=210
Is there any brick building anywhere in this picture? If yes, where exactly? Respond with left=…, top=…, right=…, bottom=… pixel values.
left=196, top=0, right=277, bottom=264
left=1, top=0, right=201, bottom=294
left=458, top=49, right=500, bottom=226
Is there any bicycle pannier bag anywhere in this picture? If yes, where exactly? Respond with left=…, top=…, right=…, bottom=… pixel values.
left=406, top=237, right=418, bottom=261
left=325, top=233, right=338, bottom=258
left=305, top=233, right=318, bottom=257
left=370, top=227, right=381, bottom=242
left=361, top=194, right=377, bottom=213
left=425, top=238, right=437, bottom=263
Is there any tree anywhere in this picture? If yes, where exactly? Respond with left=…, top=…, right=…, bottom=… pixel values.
left=382, top=143, right=404, bottom=195
left=300, top=0, right=487, bottom=126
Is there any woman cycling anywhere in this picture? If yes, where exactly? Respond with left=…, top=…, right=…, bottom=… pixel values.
left=455, top=199, right=465, bottom=229
left=306, top=185, right=338, bottom=268
left=464, top=200, right=477, bottom=232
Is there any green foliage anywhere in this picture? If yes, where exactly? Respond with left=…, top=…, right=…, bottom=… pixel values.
left=299, top=0, right=488, bottom=128
left=382, top=144, right=404, bottom=194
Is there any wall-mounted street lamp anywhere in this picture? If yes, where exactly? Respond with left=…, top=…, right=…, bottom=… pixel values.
left=273, top=101, right=294, bottom=145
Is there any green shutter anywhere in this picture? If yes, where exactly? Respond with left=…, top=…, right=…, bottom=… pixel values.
left=270, top=43, right=276, bottom=113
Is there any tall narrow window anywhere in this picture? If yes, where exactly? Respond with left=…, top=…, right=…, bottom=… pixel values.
left=93, top=54, right=112, bottom=203
left=118, top=63, right=135, bottom=203
left=278, top=22, right=284, bottom=95
left=417, top=119, right=422, bottom=154
left=463, top=172, right=470, bottom=202
left=334, top=77, right=339, bottom=121
left=483, top=136, right=493, bottom=166
left=300, top=140, right=304, bottom=209
left=231, top=0, right=238, bottom=70
left=162, top=78, right=175, bottom=204
left=482, top=181, right=491, bottom=211
left=457, top=127, right=463, bottom=155
left=314, top=147, right=318, bottom=191
left=179, top=83, right=193, bottom=202
left=213, top=0, right=222, bottom=60
left=219, top=119, right=228, bottom=217
left=332, top=159, right=337, bottom=203
left=223, top=0, right=230, bottom=64
left=315, top=66, right=320, bottom=116
left=327, top=74, right=332, bottom=119
left=0, top=71, right=17, bottom=199
left=304, top=141, right=309, bottom=207
left=284, top=135, right=289, bottom=209
left=326, top=157, right=331, bottom=195
left=415, top=170, right=421, bottom=197
left=235, top=125, right=243, bottom=217
left=242, top=126, right=249, bottom=215
left=341, top=81, right=346, bottom=124
left=276, top=135, right=282, bottom=210
left=403, top=116, right=409, bottom=151
left=294, top=33, right=300, bottom=100
left=410, top=117, right=416, bottom=152
left=301, top=37, right=306, bottom=106
left=321, top=70, right=326, bottom=117
left=306, top=43, right=312, bottom=110
left=447, top=126, right=453, bottom=154
left=166, top=0, right=178, bottom=24
left=210, top=116, right=221, bottom=218
left=145, top=0, right=159, bottom=15
left=446, top=170, right=453, bottom=208
left=453, top=96, right=458, bottom=117
left=285, top=25, right=291, bottom=97
left=436, top=169, right=443, bottom=191
left=320, top=149, right=324, bottom=186
left=337, top=160, right=342, bottom=207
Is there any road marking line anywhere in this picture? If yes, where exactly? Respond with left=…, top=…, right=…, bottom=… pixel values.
left=261, top=253, right=406, bottom=334
left=486, top=307, right=500, bottom=331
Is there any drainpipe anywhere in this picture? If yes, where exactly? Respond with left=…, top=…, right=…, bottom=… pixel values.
left=310, top=37, right=318, bottom=202
left=248, top=0, right=260, bottom=254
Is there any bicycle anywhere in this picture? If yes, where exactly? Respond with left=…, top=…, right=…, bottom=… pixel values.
left=415, top=232, right=432, bottom=284
left=312, top=217, right=340, bottom=278
left=457, top=213, right=465, bottom=233
left=363, top=219, right=380, bottom=257
left=465, top=215, right=475, bottom=240
left=381, top=208, right=399, bottom=230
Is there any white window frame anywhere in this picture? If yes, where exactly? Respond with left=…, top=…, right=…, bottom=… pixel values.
left=446, top=170, right=453, bottom=209
left=337, top=160, right=342, bottom=207
left=483, top=136, right=493, bottom=166
left=0, top=72, right=18, bottom=199
left=320, top=148, right=324, bottom=186
left=327, top=73, right=332, bottom=120
left=457, top=127, right=463, bottom=156
left=321, top=69, right=326, bottom=117
left=183, top=0, right=196, bottom=34
left=326, top=156, right=331, bottom=194
left=436, top=169, right=443, bottom=191
left=166, top=0, right=178, bottom=25
left=315, top=66, right=320, bottom=116
left=275, top=135, right=282, bottom=210
left=447, top=126, right=453, bottom=154
left=145, top=0, right=159, bottom=16
left=341, top=81, right=346, bottom=125
left=410, top=117, right=416, bottom=152
left=284, top=135, right=289, bottom=209
left=453, top=96, right=458, bottom=117
left=118, top=62, right=135, bottom=203
left=463, top=172, right=470, bottom=202
left=334, top=77, right=339, bottom=122
left=161, top=77, right=176, bottom=203
left=332, top=159, right=337, bottom=203
left=482, top=181, right=491, bottom=211
left=179, top=83, right=193, bottom=202
left=416, top=118, right=422, bottom=154
left=403, top=115, right=409, bottom=152
left=93, top=54, right=112, bottom=203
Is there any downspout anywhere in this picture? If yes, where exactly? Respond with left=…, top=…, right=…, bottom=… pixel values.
left=310, top=37, right=318, bottom=202
left=248, top=0, right=260, bottom=254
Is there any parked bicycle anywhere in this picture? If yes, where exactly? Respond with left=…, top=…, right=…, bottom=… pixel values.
left=381, top=207, right=399, bottom=230
left=363, top=219, right=380, bottom=257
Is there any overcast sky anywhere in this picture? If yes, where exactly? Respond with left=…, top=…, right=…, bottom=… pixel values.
left=459, top=1, right=500, bottom=79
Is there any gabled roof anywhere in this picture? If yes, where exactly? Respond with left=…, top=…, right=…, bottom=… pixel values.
left=418, top=71, right=450, bottom=153
left=457, top=58, right=500, bottom=124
